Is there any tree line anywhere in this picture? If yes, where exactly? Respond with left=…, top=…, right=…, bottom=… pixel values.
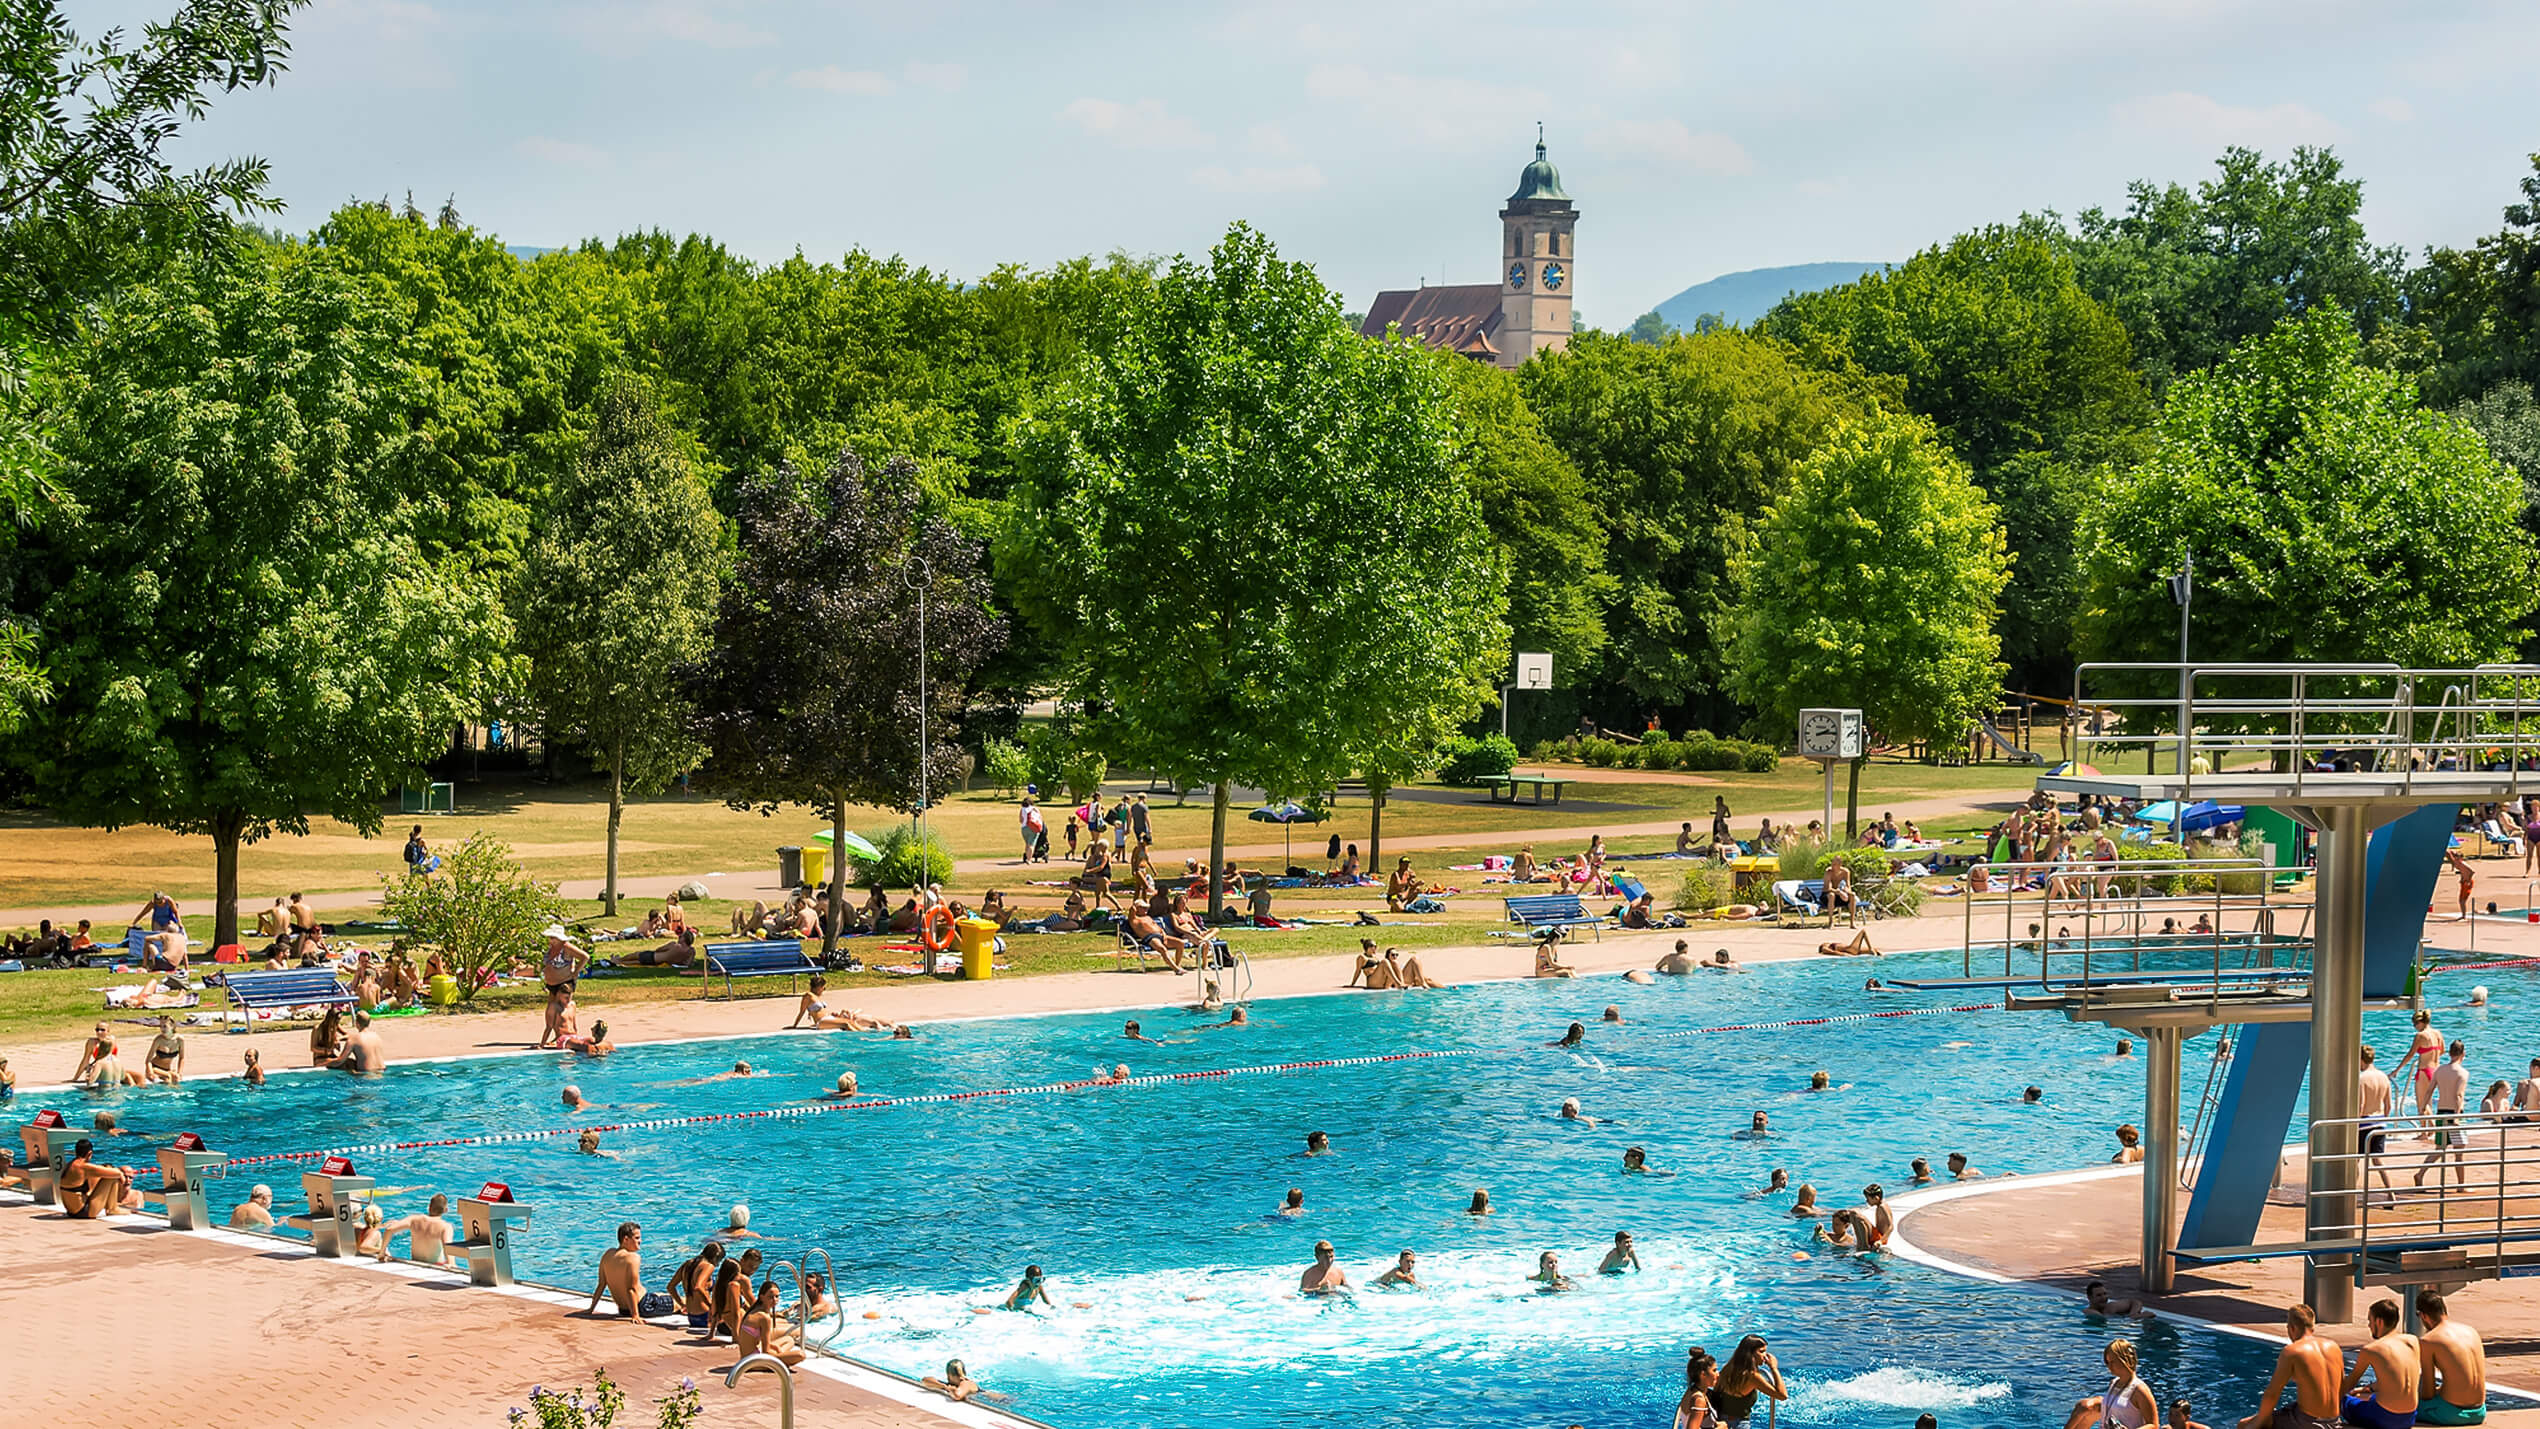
left=0, top=4, right=2535, bottom=936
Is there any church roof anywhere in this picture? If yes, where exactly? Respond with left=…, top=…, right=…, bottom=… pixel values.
left=1359, top=284, right=1503, bottom=356
left=1508, top=139, right=1567, bottom=203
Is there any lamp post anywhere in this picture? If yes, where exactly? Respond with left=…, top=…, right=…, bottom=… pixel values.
left=905, top=555, right=931, bottom=895
left=2169, top=551, right=2193, bottom=781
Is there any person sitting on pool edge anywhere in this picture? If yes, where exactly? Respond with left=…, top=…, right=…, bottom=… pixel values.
left=587, top=1221, right=645, bottom=1321
left=2339, top=1299, right=2422, bottom=1429
left=1386, top=948, right=1443, bottom=989
left=738, top=1281, right=807, bottom=1367
left=1349, top=937, right=1395, bottom=990
left=790, top=974, right=900, bottom=1033
left=1534, top=929, right=1576, bottom=979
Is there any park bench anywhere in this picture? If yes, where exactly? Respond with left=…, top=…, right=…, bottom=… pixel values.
left=700, top=939, right=821, bottom=1000
left=1474, top=773, right=1573, bottom=805
left=217, top=968, right=356, bottom=1030
left=1503, top=893, right=1605, bottom=940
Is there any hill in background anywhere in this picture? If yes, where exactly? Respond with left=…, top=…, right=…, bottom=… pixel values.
left=1651, top=260, right=1888, bottom=330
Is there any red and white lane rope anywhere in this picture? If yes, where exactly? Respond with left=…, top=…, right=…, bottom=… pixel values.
left=206, top=1002, right=2005, bottom=1171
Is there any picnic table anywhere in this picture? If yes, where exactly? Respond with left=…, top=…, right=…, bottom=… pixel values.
left=1474, top=772, right=1573, bottom=805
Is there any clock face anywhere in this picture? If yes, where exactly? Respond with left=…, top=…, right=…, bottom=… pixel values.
left=1802, top=713, right=1837, bottom=735
left=1507, top=262, right=1527, bottom=290
left=1541, top=262, right=1566, bottom=291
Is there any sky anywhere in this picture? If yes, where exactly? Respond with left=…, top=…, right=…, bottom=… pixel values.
left=109, top=0, right=2540, bottom=328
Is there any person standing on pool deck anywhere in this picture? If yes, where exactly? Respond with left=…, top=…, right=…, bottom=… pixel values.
left=538, top=925, right=588, bottom=1050
left=2415, top=1291, right=2487, bottom=1426
left=2236, top=1303, right=2342, bottom=1429
left=2340, top=1299, right=2422, bottom=1429
left=1713, top=1336, right=1787, bottom=1429
left=1597, top=1232, right=1642, bottom=1274
left=2408, top=1011, right=2444, bottom=1117
left=1300, top=1241, right=1349, bottom=1295
left=2416, top=1042, right=2473, bottom=1190
left=587, top=1222, right=645, bottom=1320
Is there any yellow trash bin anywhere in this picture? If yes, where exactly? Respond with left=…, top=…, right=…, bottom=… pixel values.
left=956, top=918, right=999, bottom=980
left=801, top=845, right=827, bottom=889
left=427, top=974, right=458, bottom=1007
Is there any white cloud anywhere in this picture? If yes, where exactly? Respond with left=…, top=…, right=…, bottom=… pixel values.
left=516, top=136, right=608, bottom=167
left=1059, top=98, right=1212, bottom=151
left=904, top=61, right=968, bottom=91
left=2110, top=91, right=2343, bottom=149
left=1591, top=119, right=1755, bottom=176
left=1191, top=163, right=1327, bottom=194
left=2368, top=96, right=2415, bottom=122
left=568, top=2, right=772, bottom=52
left=791, top=65, right=892, bottom=95
left=1304, top=64, right=1549, bottom=149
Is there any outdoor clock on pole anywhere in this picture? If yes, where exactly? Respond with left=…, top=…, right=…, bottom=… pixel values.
left=1797, top=708, right=1864, bottom=839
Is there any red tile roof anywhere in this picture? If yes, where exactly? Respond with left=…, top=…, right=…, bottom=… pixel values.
left=1359, top=284, right=1503, bottom=357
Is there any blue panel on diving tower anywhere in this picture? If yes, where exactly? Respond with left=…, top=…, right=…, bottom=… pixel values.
left=2175, top=802, right=2454, bottom=1251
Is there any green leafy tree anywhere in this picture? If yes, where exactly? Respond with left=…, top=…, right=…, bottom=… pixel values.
left=1724, top=412, right=2010, bottom=826
left=518, top=378, right=724, bottom=915
left=0, top=0, right=307, bottom=730
left=688, top=449, right=1003, bottom=957
left=1008, top=223, right=1508, bottom=915
left=2059, top=146, right=2406, bottom=391
left=2450, top=381, right=2540, bottom=537
left=1519, top=329, right=1875, bottom=722
left=381, top=833, right=563, bottom=1006
left=10, top=239, right=511, bottom=947
left=1760, top=224, right=2149, bottom=681
left=2077, top=311, right=2534, bottom=685
left=2412, top=155, right=2540, bottom=406
left=1625, top=310, right=1679, bottom=345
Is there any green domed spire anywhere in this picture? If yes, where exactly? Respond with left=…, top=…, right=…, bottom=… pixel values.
left=1508, top=124, right=1567, bottom=203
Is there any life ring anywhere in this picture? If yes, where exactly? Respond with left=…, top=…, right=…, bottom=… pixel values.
left=919, top=905, right=957, bottom=953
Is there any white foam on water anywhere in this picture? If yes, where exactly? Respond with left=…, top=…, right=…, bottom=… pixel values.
left=1800, top=1366, right=2014, bottom=1413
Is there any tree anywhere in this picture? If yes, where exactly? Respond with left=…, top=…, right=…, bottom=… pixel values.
left=0, top=0, right=307, bottom=731
left=2076, top=310, right=2534, bottom=683
left=2059, top=146, right=2406, bottom=391
left=379, top=833, right=562, bottom=1004
left=1008, top=223, right=1507, bottom=916
left=1520, top=329, right=1875, bottom=724
left=8, top=239, right=511, bottom=948
left=1625, top=310, right=1679, bottom=345
left=2450, top=382, right=2540, bottom=537
left=2412, top=155, right=2540, bottom=406
left=1432, top=354, right=1611, bottom=703
left=1760, top=224, right=2149, bottom=682
left=518, top=378, right=724, bottom=915
left=688, top=449, right=1003, bottom=958
left=1723, top=412, right=2010, bottom=827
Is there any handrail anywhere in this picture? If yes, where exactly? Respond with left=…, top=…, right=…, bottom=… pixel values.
left=2305, top=1111, right=2540, bottom=1281
left=2179, top=1035, right=2236, bottom=1190
left=726, top=1354, right=796, bottom=1429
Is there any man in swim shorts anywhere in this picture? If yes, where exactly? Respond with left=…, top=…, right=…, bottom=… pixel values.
left=2237, top=1302, right=2342, bottom=1429
left=2416, top=1041, right=2472, bottom=1190
left=2415, top=1291, right=2486, bottom=1426
left=1299, top=1241, right=1349, bottom=1295
left=588, top=1221, right=645, bottom=1320
left=2339, top=1299, right=2421, bottom=1429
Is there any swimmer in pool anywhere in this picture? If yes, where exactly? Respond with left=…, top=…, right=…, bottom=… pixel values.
left=2023, top=1086, right=2044, bottom=1104
left=2083, top=1278, right=2144, bottom=1317
left=576, top=1129, right=618, bottom=1159
left=1855, top=1184, right=1893, bottom=1247
left=1910, top=1157, right=1934, bottom=1184
left=1123, top=1019, right=1163, bottom=1044
left=1814, top=1208, right=1868, bottom=1249
left=1602, top=1006, right=1623, bottom=1024
left=820, top=1072, right=860, bottom=1100
left=1467, top=1190, right=1491, bottom=1216
left=1598, top=1231, right=1642, bottom=1275
left=1531, top=1251, right=1576, bottom=1292
left=1549, top=1023, right=1587, bottom=1049
left=1790, top=1184, right=1821, bottom=1217
left=561, top=1084, right=594, bottom=1111
left=1197, top=1007, right=1251, bottom=1031
left=1706, top=949, right=1742, bottom=974
left=1656, top=942, right=1696, bottom=975
left=1560, top=1097, right=1598, bottom=1124
left=1003, top=1265, right=1054, bottom=1310
left=1735, top=1111, right=1772, bottom=1139
left=1277, top=1187, right=1305, bottom=1217
left=2115, top=1038, right=2135, bottom=1059
left=671, top=1061, right=756, bottom=1086
left=1625, top=969, right=1654, bottom=985
left=1299, top=1241, right=1350, bottom=1296
left=1809, top=1071, right=1831, bottom=1092
left=1760, top=1168, right=1791, bottom=1196
left=1947, top=1152, right=1981, bottom=1179
left=1373, top=1250, right=1420, bottom=1288
left=1305, top=1131, right=1333, bottom=1156
left=1624, top=1146, right=1670, bottom=1176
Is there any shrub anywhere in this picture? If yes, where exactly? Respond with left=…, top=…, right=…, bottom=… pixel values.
left=510, top=1370, right=701, bottom=1429
left=381, top=834, right=565, bottom=1005
left=1436, top=733, right=1520, bottom=787
left=847, top=824, right=955, bottom=889
left=980, top=736, right=1030, bottom=798
left=1059, top=748, right=1108, bottom=803
left=1740, top=742, right=1781, bottom=773
left=1614, top=742, right=1647, bottom=769
left=1675, top=866, right=1727, bottom=911
left=1527, top=739, right=1558, bottom=760
left=1639, top=738, right=1679, bottom=770
left=1578, top=737, right=1621, bottom=767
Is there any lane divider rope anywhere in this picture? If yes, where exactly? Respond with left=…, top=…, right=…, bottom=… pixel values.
left=190, top=1001, right=2004, bottom=1173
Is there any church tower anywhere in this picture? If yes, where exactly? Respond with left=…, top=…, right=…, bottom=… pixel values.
left=1497, top=127, right=1576, bottom=370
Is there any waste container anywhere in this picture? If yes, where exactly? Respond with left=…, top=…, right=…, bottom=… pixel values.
left=801, top=846, right=828, bottom=889
left=775, top=845, right=803, bottom=889
left=957, top=918, right=999, bottom=980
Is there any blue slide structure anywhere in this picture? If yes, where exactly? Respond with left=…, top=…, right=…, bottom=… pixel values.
left=2174, top=802, right=2456, bottom=1251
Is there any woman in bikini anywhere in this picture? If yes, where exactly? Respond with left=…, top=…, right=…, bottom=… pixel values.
left=2409, top=1010, right=2445, bottom=1117
left=789, top=974, right=898, bottom=1032
left=309, top=1007, right=347, bottom=1067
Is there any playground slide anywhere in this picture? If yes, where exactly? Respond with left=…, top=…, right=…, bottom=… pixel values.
left=2173, top=803, right=2455, bottom=1251
left=1977, top=719, right=2046, bottom=765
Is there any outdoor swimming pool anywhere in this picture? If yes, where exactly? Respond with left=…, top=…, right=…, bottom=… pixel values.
left=47, top=949, right=2540, bottom=1429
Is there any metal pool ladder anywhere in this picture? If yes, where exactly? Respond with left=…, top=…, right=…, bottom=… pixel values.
left=2178, top=1034, right=2235, bottom=1190
left=775, top=1248, right=841, bottom=1351
left=725, top=1354, right=795, bottom=1429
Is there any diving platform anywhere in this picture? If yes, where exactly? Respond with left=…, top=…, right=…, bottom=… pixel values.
left=1998, top=662, right=2540, bottom=1319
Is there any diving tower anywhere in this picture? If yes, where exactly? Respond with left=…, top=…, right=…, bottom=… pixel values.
left=2011, top=663, right=2540, bottom=1320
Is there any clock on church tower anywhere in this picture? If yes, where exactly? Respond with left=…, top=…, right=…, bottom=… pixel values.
left=1496, top=126, right=1577, bottom=371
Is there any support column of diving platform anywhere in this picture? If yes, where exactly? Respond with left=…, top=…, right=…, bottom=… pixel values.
left=2032, top=661, right=2540, bottom=1321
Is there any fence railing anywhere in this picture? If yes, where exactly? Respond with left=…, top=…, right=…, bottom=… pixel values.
left=2307, top=1110, right=2540, bottom=1280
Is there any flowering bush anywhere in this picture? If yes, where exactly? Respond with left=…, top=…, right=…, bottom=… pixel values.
left=509, top=1372, right=700, bottom=1429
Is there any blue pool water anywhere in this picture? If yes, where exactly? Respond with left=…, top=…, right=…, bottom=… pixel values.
left=44, top=949, right=2540, bottom=1429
